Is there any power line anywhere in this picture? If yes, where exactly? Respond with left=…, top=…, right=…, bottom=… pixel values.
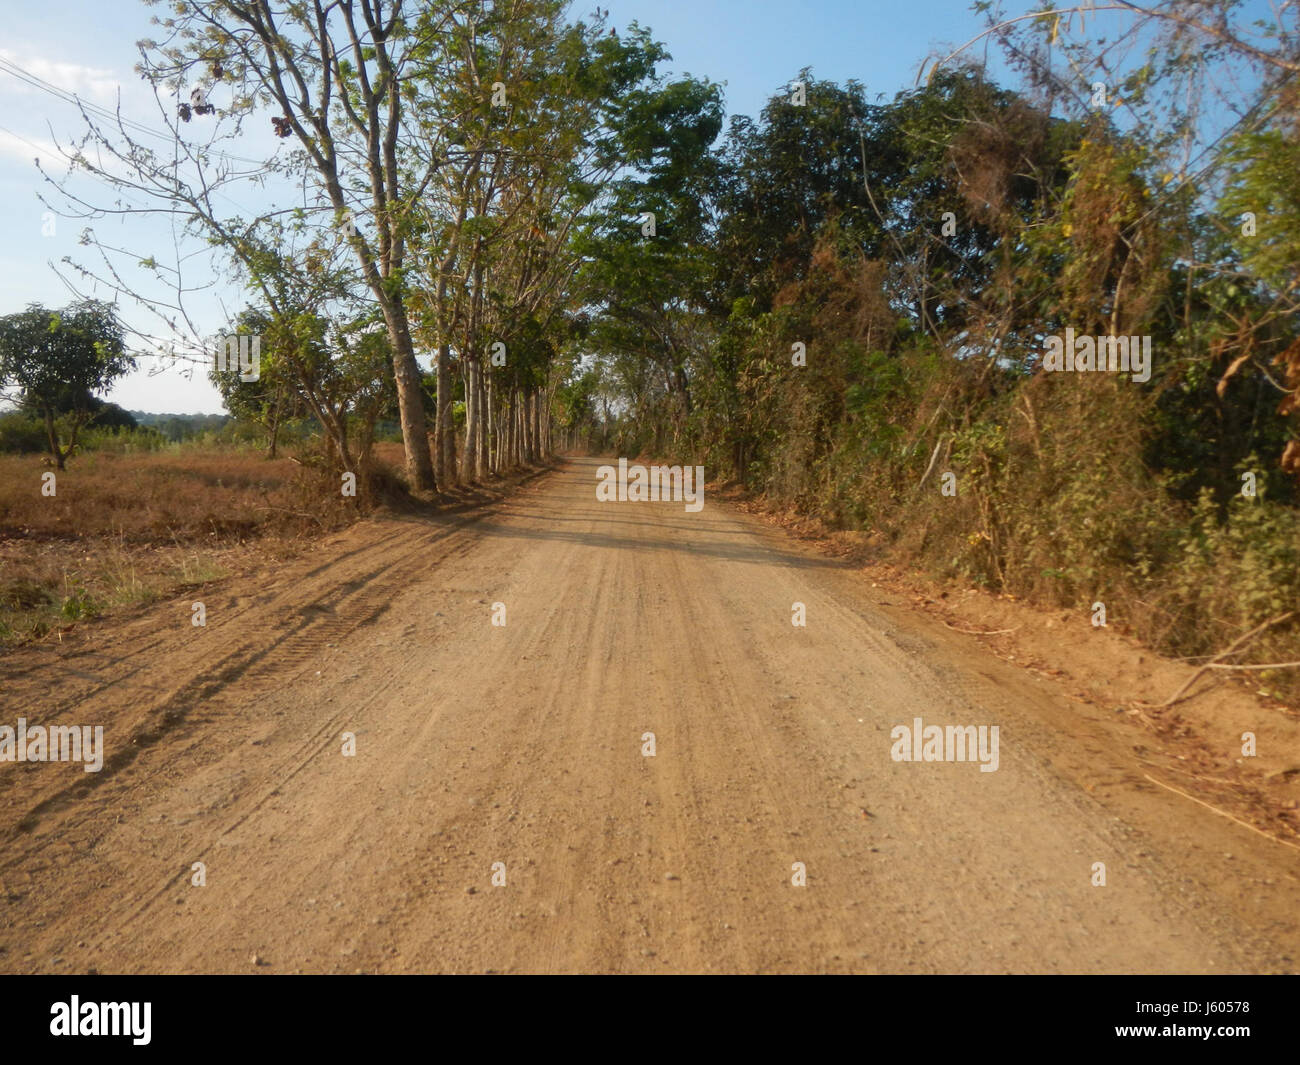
left=0, top=55, right=273, bottom=167
left=0, top=60, right=297, bottom=240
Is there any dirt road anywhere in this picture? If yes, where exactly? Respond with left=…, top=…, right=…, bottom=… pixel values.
left=2, top=456, right=1297, bottom=973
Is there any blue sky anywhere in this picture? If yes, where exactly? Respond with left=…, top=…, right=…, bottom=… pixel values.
left=0, top=0, right=1273, bottom=414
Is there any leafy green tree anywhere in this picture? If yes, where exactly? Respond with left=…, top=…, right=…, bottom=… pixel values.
left=0, top=301, right=134, bottom=469
left=410, top=5, right=673, bottom=481
left=210, top=307, right=302, bottom=459
left=62, top=0, right=450, bottom=490
left=1218, top=116, right=1300, bottom=483
left=712, top=74, right=878, bottom=314
left=577, top=74, right=724, bottom=444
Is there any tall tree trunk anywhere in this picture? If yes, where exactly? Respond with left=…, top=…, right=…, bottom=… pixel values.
left=393, top=345, right=434, bottom=490
left=520, top=391, right=530, bottom=463
left=500, top=386, right=509, bottom=471
left=526, top=390, right=536, bottom=462
left=527, top=390, right=538, bottom=463
left=535, top=389, right=543, bottom=460
left=510, top=388, right=520, bottom=467
left=380, top=303, right=435, bottom=491
left=476, top=367, right=491, bottom=476
left=436, top=343, right=455, bottom=484
left=433, top=192, right=469, bottom=486
left=473, top=378, right=484, bottom=475
left=486, top=369, right=496, bottom=475
left=464, top=355, right=485, bottom=482
left=462, top=358, right=476, bottom=482
left=267, top=383, right=283, bottom=459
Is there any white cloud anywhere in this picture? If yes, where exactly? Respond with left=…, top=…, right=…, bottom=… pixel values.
left=0, top=125, right=61, bottom=166
left=0, top=47, right=121, bottom=105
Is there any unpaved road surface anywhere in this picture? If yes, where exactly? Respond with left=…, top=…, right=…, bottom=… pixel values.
left=2, top=456, right=1297, bottom=973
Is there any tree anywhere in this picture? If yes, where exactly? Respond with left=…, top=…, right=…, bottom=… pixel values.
left=210, top=307, right=301, bottom=459
left=577, top=74, right=724, bottom=448
left=410, top=6, right=671, bottom=482
left=52, top=0, right=449, bottom=490
left=0, top=301, right=134, bottom=469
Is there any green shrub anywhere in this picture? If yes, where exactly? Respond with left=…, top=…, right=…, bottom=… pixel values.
left=0, top=413, right=48, bottom=453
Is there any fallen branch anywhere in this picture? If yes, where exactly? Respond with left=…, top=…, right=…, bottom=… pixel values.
left=1138, top=760, right=1252, bottom=789
left=1143, top=774, right=1300, bottom=854
left=1137, top=612, right=1295, bottom=708
left=916, top=437, right=945, bottom=492
left=942, top=620, right=1020, bottom=636
left=1205, top=660, right=1300, bottom=671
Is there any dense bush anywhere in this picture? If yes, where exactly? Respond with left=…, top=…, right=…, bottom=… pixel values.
left=0, top=413, right=47, bottom=454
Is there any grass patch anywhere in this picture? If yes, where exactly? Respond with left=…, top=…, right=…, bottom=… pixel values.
left=0, top=443, right=407, bottom=647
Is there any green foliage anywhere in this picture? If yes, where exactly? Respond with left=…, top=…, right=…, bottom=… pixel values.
left=0, top=413, right=48, bottom=453
left=59, top=579, right=99, bottom=622
left=1174, top=487, right=1300, bottom=637
left=1220, top=127, right=1300, bottom=291
left=580, top=43, right=1300, bottom=692
left=0, top=300, right=135, bottom=468
left=75, top=425, right=168, bottom=455
left=130, top=411, right=232, bottom=442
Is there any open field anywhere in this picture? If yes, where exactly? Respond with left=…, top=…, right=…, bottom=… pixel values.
left=0, top=446, right=369, bottom=647
left=0, top=443, right=521, bottom=646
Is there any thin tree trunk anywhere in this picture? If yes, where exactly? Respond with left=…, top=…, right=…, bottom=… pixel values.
left=475, top=358, right=487, bottom=479
left=521, top=391, right=531, bottom=463
left=514, top=393, right=522, bottom=466
left=464, top=355, right=486, bottom=482
left=486, top=369, right=496, bottom=475
left=436, top=343, right=455, bottom=485
left=528, top=390, right=539, bottom=463
left=42, top=407, right=65, bottom=470
left=462, top=357, right=477, bottom=482
left=527, top=390, right=535, bottom=461
left=500, top=387, right=511, bottom=470
left=476, top=366, right=491, bottom=476
left=267, top=384, right=283, bottom=459
left=534, top=389, right=544, bottom=460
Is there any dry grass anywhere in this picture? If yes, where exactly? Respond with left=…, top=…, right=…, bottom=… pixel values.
left=0, top=445, right=405, bottom=646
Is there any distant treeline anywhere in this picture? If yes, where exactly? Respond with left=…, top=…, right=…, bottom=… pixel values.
left=0, top=403, right=405, bottom=455
left=0, top=404, right=232, bottom=452
left=128, top=411, right=231, bottom=441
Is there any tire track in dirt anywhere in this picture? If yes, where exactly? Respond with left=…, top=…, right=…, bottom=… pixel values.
left=0, top=484, right=541, bottom=966
left=2, top=457, right=1297, bottom=974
